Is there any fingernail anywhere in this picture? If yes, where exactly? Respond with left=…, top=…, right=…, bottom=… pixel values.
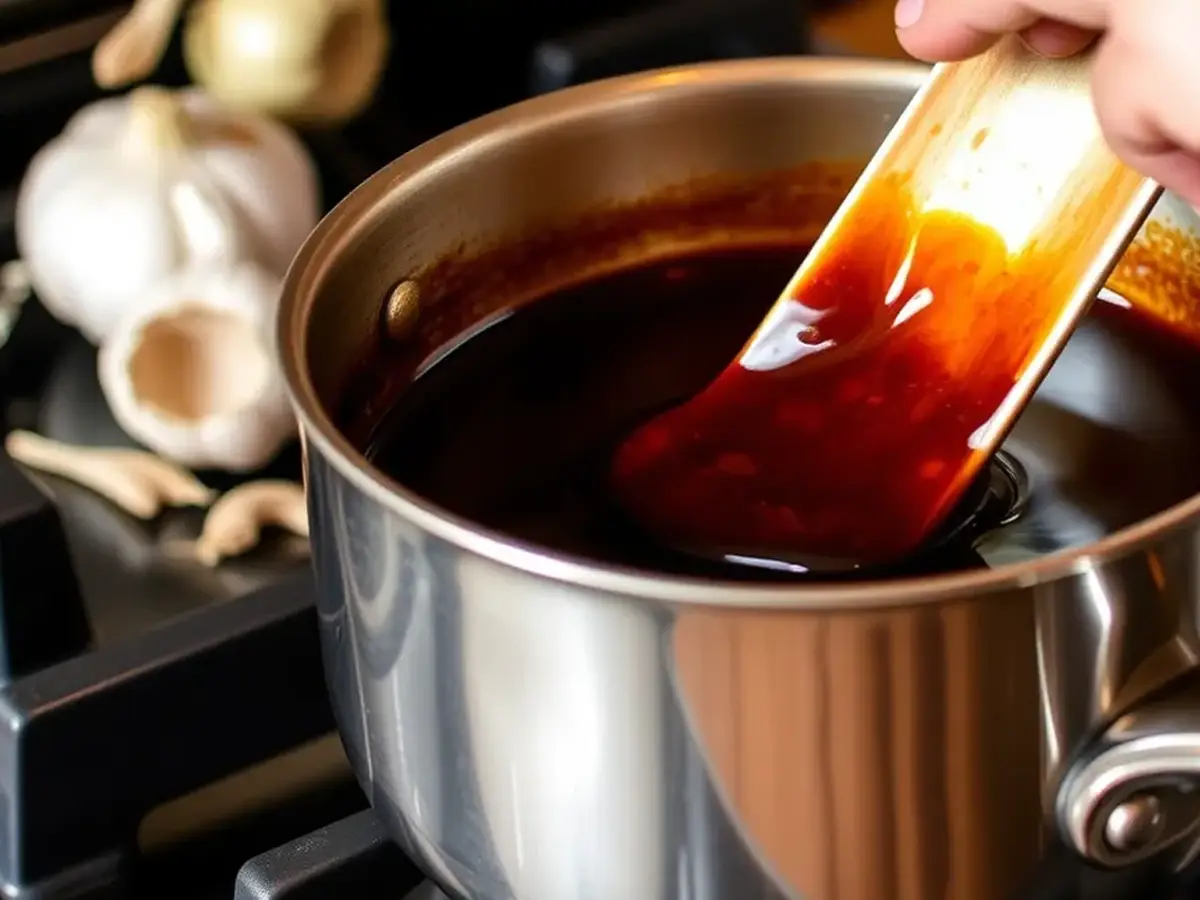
left=894, top=0, right=923, bottom=29
left=1019, top=22, right=1096, bottom=58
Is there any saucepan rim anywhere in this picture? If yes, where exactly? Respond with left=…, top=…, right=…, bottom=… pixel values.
left=279, top=56, right=1200, bottom=611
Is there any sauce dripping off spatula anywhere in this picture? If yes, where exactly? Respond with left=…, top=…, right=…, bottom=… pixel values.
left=612, top=37, right=1162, bottom=574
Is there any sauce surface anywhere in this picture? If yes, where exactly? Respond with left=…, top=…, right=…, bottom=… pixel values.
left=613, top=177, right=1124, bottom=569
left=364, top=242, right=1200, bottom=582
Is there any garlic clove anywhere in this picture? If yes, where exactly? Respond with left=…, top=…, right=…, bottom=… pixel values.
left=98, top=260, right=297, bottom=473
left=5, top=429, right=215, bottom=519
left=193, top=479, right=309, bottom=567
left=92, top=0, right=189, bottom=89
left=182, top=0, right=390, bottom=125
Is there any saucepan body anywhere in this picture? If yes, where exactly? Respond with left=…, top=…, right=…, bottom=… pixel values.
left=279, top=58, right=1200, bottom=900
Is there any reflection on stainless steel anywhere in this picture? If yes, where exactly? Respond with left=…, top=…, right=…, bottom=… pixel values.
left=1103, top=794, right=1165, bottom=855
left=1035, top=550, right=1200, bottom=797
left=279, top=59, right=1200, bottom=900
left=670, top=597, right=1041, bottom=900
left=1059, top=666, right=1200, bottom=869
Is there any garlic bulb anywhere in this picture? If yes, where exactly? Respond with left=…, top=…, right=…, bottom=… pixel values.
left=98, top=260, right=296, bottom=472
left=92, top=0, right=390, bottom=126
left=16, top=85, right=319, bottom=344
left=184, top=0, right=389, bottom=124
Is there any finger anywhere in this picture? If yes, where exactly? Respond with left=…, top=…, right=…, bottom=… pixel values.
left=1090, top=28, right=1200, bottom=209
left=1018, top=19, right=1097, bottom=58
left=897, top=0, right=1041, bottom=61
left=897, top=0, right=1112, bottom=62
left=1135, top=150, right=1200, bottom=212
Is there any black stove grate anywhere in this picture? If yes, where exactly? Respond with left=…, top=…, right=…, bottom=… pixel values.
left=0, top=449, right=89, bottom=682
left=528, top=0, right=810, bottom=95
left=233, top=812, right=426, bottom=900
left=233, top=809, right=1200, bottom=900
left=0, top=574, right=336, bottom=898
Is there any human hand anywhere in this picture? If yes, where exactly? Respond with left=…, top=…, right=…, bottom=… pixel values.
left=894, top=0, right=1200, bottom=209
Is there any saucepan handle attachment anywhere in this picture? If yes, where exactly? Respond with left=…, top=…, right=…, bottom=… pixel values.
left=1056, top=666, right=1200, bottom=870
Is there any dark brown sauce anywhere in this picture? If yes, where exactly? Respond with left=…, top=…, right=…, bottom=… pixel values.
left=363, top=242, right=1200, bottom=582
left=612, top=175, right=1138, bottom=570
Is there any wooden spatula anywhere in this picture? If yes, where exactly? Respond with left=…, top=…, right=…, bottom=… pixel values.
left=613, top=36, right=1161, bottom=573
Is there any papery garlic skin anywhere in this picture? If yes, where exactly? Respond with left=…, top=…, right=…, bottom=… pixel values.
left=98, top=260, right=297, bottom=472
left=16, top=86, right=319, bottom=344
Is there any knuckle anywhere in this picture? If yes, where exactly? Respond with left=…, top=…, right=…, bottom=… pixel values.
left=1102, top=4, right=1200, bottom=154
left=1090, top=42, right=1156, bottom=154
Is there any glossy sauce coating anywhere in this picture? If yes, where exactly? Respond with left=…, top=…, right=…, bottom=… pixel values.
left=612, top=175, right=1096, bottom=569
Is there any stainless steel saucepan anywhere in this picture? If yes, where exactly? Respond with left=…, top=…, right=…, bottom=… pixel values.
left=279, top=58, right=1200, bottom=900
